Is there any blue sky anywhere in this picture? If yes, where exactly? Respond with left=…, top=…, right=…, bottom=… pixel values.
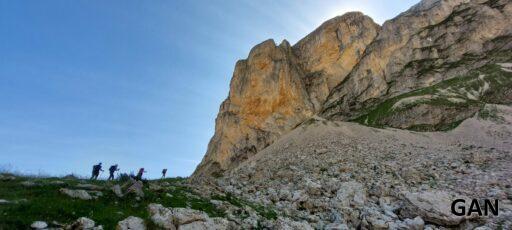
left=0, top=0, right=418, bottom=178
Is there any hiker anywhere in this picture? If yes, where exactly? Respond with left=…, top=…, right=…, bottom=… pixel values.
left=135, top=168, right=147, bottom=181
left=108, top=164, right=120, bottom=180
left=90, top=163, right=103, bottom=180
left=161, top=168, right=167, bottom=178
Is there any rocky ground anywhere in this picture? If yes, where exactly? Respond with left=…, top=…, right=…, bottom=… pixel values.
left=192, top=104, right=512, bottom=229
left=1, top=107, right=511, bottom=229
left=0, top=175, right=279, bottom=229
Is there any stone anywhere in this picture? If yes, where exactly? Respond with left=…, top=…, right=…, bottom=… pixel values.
left=171, top=207, right=208, bottom=225
left=112, top=185, right=123, bottom=198
left=149, top=183, right=162, bottom=191
left=60, top=188, right=93, bottom=200
left=125, top=180, right=144, bottom=198
left=401, top=191, right=476, bottom=226
left=324, top=223, right=349, bottom=230
left=67, top=217, right=99, bottom=229
left=147, top=203, right=176, bottom=230
left=335, top=181, right=366, bottom=206
left=76, top=217, right=96, bottom=229
left=30, top=221, right=48, bottom=229
left=21, top=181, right=37, bottom=187
left=76, top=183, right=103, bottom=190
left=274, top=217, right=314, bottom=230
left=0, top=199, right=10, bottom=204
left=116, top=216, right=146, bottom=230
left=305, top=179, right=322, bottom=196
left=403, top=216, right=425, bottom=230
left=0, top=174, right=16, bottom=181
left=179, top=218, right=230, bottom=230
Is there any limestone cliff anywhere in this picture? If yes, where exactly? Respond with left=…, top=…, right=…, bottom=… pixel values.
left=193, top=40, right=315, bottom=178
left=323, top=0, right=512, bottom=120
left=192, top=0, right=512, bottom=178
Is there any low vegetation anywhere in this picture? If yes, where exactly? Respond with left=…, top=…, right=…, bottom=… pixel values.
left=0, top=175, right=220, bottom=229
left=353, top=63, right=512, bottom=130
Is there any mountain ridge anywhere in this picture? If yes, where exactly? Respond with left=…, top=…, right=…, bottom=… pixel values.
left=192, top=0, right=512, bottom=180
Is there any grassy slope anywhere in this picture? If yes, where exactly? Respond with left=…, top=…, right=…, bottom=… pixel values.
left=0, top=176, right=222, bottom=229
left=353, top=63, right=512, bottom=130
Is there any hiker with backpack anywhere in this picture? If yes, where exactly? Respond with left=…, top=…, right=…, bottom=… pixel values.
left=108, top=164, right=120, bottom=180
left=161, top=168, right=167, bottom=179
left=135, top=168, right=147, bottom=181
left=90, top=163, right=103, bottom=180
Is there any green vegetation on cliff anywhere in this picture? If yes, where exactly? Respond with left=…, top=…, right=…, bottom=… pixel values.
left=353, top=63, right=512, bottom=130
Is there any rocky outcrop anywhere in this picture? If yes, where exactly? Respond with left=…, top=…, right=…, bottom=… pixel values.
left=193, top=13, right=379, bottom=179
left=323, top=0, right=512, bottom=120
left=147, top=203, right=234, bottom=230
left=193, top=39, right=315, bottom=178
left=193, top=0, right=512, bottom=178
left=400, top=191, right=477, bottom=226
left=293, top=12, right=379, bottom=110
left=213, top=104, right=512, bottom=229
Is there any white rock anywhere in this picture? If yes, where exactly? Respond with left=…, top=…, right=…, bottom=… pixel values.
left=274, top=217, right=314, bottom=230
left=336, top=181, right=366, bottom=206
left=30, top=221, right=48, bottom=229
left=125, top=180, right=144, bottom=198
left=60, top=188, right=93, bottom=200
left=21, top=181, right=37, bottom=187
left=324, top=223, right=349, bottom=230
left=116, top=216, right=146, bottom=230
left=402, top=191, right=475, bottom=226
left=76, top=217, right=96, bottom=229
left=403, top=216, right=424, bottom=230
left=112, top=185, right=123, bottom=198
left=179, top=218, right=230, bottom=230
left=171, top=207, right=208, bottom=225
left=147, top=203, right=176, bottom=230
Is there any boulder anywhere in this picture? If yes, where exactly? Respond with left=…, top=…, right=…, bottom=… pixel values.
left=21, top=181, right=37, bottom=187
left=335, top=181, right=366, bottom=207
left=30, top=221, right=48, bottom=229
left=60, top=188, right=93, bottom=200
left=403, top=216, right=425, bottom=230
left=125, top=180, right=144, bottom=198
left=116, top=216, right=146, bottom=230
left=112, top=185, right=123, bottom=198
left=0, top=174, right=16, bottom=181
left=401, top=190, right=476, bottom=226
left=66, top=217, right=102, bottom=230
left=274, top=217, right=314, bottom=230
left=147, top=203, right=176, bottom=230
left=178, top=218, right=231, bottom=230
left=172, top=208, right=208, bottom=225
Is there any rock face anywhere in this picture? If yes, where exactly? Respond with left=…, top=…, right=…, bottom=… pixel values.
left=193, top=0, right=512, bottom=178
left=193, top=13, right=379, bottom=178
left=193, top=39, right=316, bottom=178
left=323, top=0, right=512, bottom=120
left=293, top=12, right=380, bottom=110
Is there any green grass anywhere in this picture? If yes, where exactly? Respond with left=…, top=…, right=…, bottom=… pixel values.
left=0, top=176, right=223, bottom=229
left=353, top=63, right=512, bottom=130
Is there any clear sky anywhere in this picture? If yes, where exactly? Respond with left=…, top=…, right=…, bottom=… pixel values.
left=0, top=0, right=418, bottom=178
